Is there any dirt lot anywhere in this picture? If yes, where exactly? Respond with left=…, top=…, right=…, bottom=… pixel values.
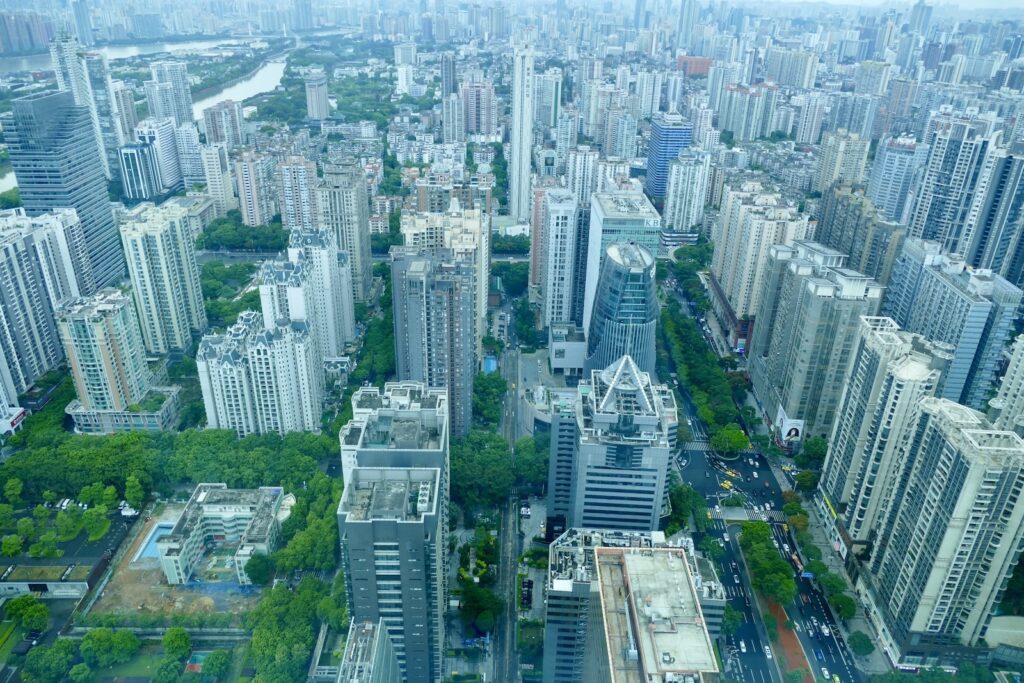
left=89, top=505, right=261, bottom=619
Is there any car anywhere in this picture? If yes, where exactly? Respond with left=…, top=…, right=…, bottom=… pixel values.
left=733, top=574, right=740, bottom=584
left=715, top=505, right=721, bottom=513
left=764, top=645, right=773, bottom=660
left=687, top=419, right=692, bottom=426
left=822, top=668, right=830, bottom=680
left=833, top=676, right=841, bottom=683
left=753, top=472, right=759, bottom=479
left=772, top=540, right=780, bottom=549
left=821, top=625, right=831, bottom=637
left=815, top=649, right=824, bottom=661
left=739, top=641, right=747, bottom=653
left=723, top=533, right=729, bottom=543
left=783, top=544, right=791, bottom=553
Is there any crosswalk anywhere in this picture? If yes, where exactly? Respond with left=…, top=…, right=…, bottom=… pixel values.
left=682, top=440, right=712, bottom=452
left=710, top=509, right=787, bottom=523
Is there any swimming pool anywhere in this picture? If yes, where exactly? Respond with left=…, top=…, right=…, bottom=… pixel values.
left=134, top=523, right=174, bottom=562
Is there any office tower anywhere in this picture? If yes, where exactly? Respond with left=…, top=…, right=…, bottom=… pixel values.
left=882, top=239, right=1023, bottom=410
left=336, top=382, right=449, bottom=683
left=4, top=91, right=120, bottom=290
left=908, top=0, right=933, bottom=34
left=147, top=61, right=193, bottom=125
left=135, top=117, right=182, bottom=192
left=584, top=243, right=658, bottom=376
left=605, top=111, right=637, bottom=160
left=763, top=48, right=818, bottom=89
left=113, top=82, right=138, bottom=140
left=635, top=70, right=662, bottom=118
left=542, top=530, right=725, bottom=683
left=817, top=317, right=950, bottom=556
left=393, top=42, right=417, bottom=66
left=197, top=310, right=321, bottom=436
left=510, top=45, right=535, bottom=222
left=235, top=151, right=276, bottom=227
left=582, top=193, right=661, bottom=333
left=534, top=67, right=563, bottom=129
left=292, top=0, right=313, bottom=30
left=662, top=150, right=710, bottom=233
left=548, top=355, right=677, bottom=531
left=907, top=113, right=997, bottom=255
left=816, top=185, right=906, bottom=284
left=400, top=205, right=490, bottom=348
left=461, top=81, right=498, bottom=136
left=201, top=100, right=244, bottom=148
left=677, top=0, right=698, bottom=51
left=441, top=93, right=464, bottom=143
left=814, top=129, right=870, bottom=193
left=439, top=52, right=457, bottom=97
left=795, top=93, right=827, bottom=144
left=643, top=112, right=692, bottom=199
left=72, top=0, right=93, bottom=45
left=59, top=288, right=180, bottom=432
left=853, top=61, right=892, bottom=96
left=718, top=83, right=779, bottom=142
left=318, top=164, right=372, bottom=303
left=555, top=106, right=578, bottom=172
left=706, top=61, right=741, bottom=112
left=990, top=335, right=1024, bottom=435
left=541, top=190, right=579, bottom=327
left=174, top=124, right=204, bottom=187
left=304, top=72, right=330, bottom=120
left=337, top=621, right=401, bottom=683
left=862, top=398, right=1024, bottom=664
left=709, top=182, right=810, bottom=349
left=278, top=156, right=319, bottom=232
left=119, top=202, right=206, bottom=354
left=67, top=51, right=123, bottom=179
left=565, top=146, right=599, bottom=207
left=749, top=242, right=884, bottom=440
left=964, top=142, right=1024, bottom=285
left=288, top=229, right=356, bottom=352
left=390, top=249, right=475, bottom=438
left=201, top=145, right=238, bottom=217
left=867, top=136, right=930, bottom=223
left=118, top=144, right=163, bottom=201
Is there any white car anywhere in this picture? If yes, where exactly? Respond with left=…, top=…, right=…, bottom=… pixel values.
left=764, top=645, right=773, bottom=660
left=739, top=641, right=747, bottom=653
left=822, top=668, right=830, bottom=680
left=752, top=472, right=759, bottom=479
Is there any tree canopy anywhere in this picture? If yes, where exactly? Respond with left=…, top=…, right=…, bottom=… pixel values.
left=451, top=431, right=514, bottom=509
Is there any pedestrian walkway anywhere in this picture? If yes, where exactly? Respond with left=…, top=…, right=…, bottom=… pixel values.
left=711, top=508, right=787, bottom=523
left=682, top=440, right=712, bottom=451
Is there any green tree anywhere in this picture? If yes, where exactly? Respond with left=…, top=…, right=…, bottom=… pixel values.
left=1, top=534, right=21, bottom=556
left=710, top=423, right=748, bottom=455
left=21, top=602, right=49, bottom=632
left=163, top=626, right=192, bottom=660
left=29, top=530, right=60, bottom=558
left=471, top=372, right=507, bottom=427
left=698, top=535, right=725, bottom=561
left=80, top=628, right=140, bottom=667
left=829, top=592, right=857, bottom=620
left=4, top=477, right=23, bottom=507
left=154, top=657, right=182, bottom=683
left=244, top=553, right=273, bottom=585
left=68, top=663, right=92, bottom=683
left=847, top=630, right=875, bottom=656
left=56, top=507, right=83, bottom=541
left=32, top=504, right=50, bottom=524
left=450, top=431, right=514, bottom=509
left=0, top=503, right=14, bottom=529
left=83, top=506, right=110, bottom=540
left=124, top=474, right=145, bottom=509
left=20, top=640, right=75, bottom=683
left=513, top=436, right=547, bottom=490
left=5, top=594, right=40, bottom=619
left=722, top=604, right=744, bottom=636
left=795, top=470, right=820, bottom=491
left=17, top=516, right=35, bottom=542
left=202, top=649, right=232, bottom=680
left=817, top=572, right=847, bottom=597
left=101, top=485, right=118, bottom=509
left=787, top=669, right=810, bottom=683
left=787, top=513, right=809, bottom=533
left=491, top=261, right=529, bottom=297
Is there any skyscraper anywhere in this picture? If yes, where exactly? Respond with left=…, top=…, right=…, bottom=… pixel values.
left=278, top=156, right=319, bottom=232
left=763, top=48, right=818, bottom=89
left=817, top=317, right=951, bottom=556
left=989, top=335, right=1024, bottom=436
left=749, top=242, right=884, bottom=441
left=540, top=190, right=579, bottom=327
left=534, top=67, right=563, bottom=129
left=134, top=117, right=182, bottom=193
left=584, top=243, right=658, bottom=376
left=235, top=151, right=277, bottom=227
left=510, top=45, right=536, bottom=221
left=439, top=52, right=457, bottom=97
left=201, top=145, right=237, bottom=216
left=677, top=0, right=698, bottom=51
left=174, top=124, right=205, bottom=187
left=461, top=80, right=498, bottom=135
left=391, top=248, right=476, bottom=437
left=147, top=61, right=193, bottom=125
left=813, top=128, right=870, bottom=193
left=118, top=144, right=162, bottom=201
left=547, top=355, right=677, bottom=531
left=644, top=111, right=692, bottom=199
left=441, top=92, right=464, bottom=143
left=4, top=90, right=120, bottom=290
left=317, top=163, right=372, bottom=303
left=119, top=202, right=206, bottom=354
left=816, top=185, right=906, bottom=284
left=662, top=149, right=711, bottom=233
left=963, top=141, right=1024, bottom=286
left=867, top=136, right=930, bottom=224
left=304, top=72, right=330, bottom=120
left=882, top=239, right=1023, bottom=409
left=201, top=100, right=244, bottom=148
left=72, top=0, right=93, bottom=45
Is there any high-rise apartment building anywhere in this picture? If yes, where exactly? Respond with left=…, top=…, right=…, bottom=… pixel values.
left=817, top=317, right=951, bottom=557
left=196, top=310, right=322, bottom=436
left=390, top=248, right=476, bottom=437
left=540, top=190, right=579, bottom=327
left=883, top=239, right=1023, bottom=409
left=304, top=72, right=330, bottom=120
left=547, top=355, right=677, bottom=531
left=146, top=61, right=193, bottom=125
left=118, top=144, right=162, bottom=201
left=795, top=93, right=827, bottom=144
left=582, top=192, right=661, bottom=333
left=534, top=67, right=563, bottom=128
left=635, top=69, right=663, bottom=119
left=337, top=382, right=449, bottom=683
left=201, top=100, right=244, bottom=148
left=336, top=621, right=402, bottom=683
left=867, top=136, right=930, bottom=224
left=816, top=185, right=906, bottom=284
left=278, top=156, right=319, bottom=232
left=4, top=90, right=120, bottom=290
left=317, top=163, right=372, bottom=303
left=555, top=106, right=579, bottom=172
left=763, top=48, right=818, bottom=89
left=510, top=45, right=536, bottom=221
left=585, top=243, right=658, bottom=376
left=853, top=61, right=892, bottom=96
left=718, top=83, right=779, bottom=142
left=813, top=128, right=870, bottom=193
left=439, top=53, right=457, bottom=97
left=0, top=207, right=87, bottom=317
left=861, top=398, right=1024, bottom=665
left=441, top=92, right=464, bottom=144
left=461, top=81, right=498, bottom=136
left=644, top=112, right=692, bottom=199
left=749, top=242, right=884, bottom=441
left=709, top=181, right=810, bottom=349
left=72, top=1, right=93, bottom=45
left=174, top=124, right=205, bottom=187
left=200, top=144, right=237, bottom=217
left=119, top=202, right=206, bottom=354
left=989, top=335, right=1024, bottom=436
left=565, top=146, right=599, bottom=208
left=662, top=150, right=711, bottom=233
left=963, top=141, right=1024, bottom=287
left=235, top=151, right=277, bottom=227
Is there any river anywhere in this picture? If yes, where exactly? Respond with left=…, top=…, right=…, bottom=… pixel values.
left=0, top=38, right=247, bottom=74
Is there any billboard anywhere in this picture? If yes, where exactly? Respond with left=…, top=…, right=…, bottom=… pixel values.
left=774, top=406, right=804, bottom=443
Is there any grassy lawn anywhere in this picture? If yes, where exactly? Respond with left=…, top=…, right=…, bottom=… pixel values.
left=0, top=622, right=25, bottom=665
left=96, top=646, right=168, bottom=678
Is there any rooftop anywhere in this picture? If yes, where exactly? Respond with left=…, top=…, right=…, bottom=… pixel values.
left=596, top=548, right=718, bottom=682
left=158, top=483, right=289, bottom=554
left=593, top=192, right=660, bottom=220
left=337, top=621, right=392, bottom=682
left=341, top=468, right=439, bottom=522
left=58, top=288, right=131, bottom=320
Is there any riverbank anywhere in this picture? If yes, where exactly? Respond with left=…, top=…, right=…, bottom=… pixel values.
left=190, top=43, right=293, bottom=102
